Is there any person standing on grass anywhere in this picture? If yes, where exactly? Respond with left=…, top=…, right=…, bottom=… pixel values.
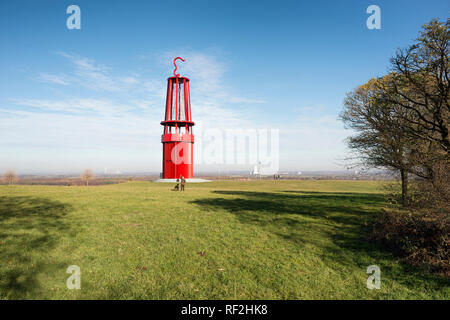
left=180, top=176, right=185, bottom=191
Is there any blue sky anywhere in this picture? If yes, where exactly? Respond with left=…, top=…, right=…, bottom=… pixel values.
left=0, top=0, right=448, bottom=174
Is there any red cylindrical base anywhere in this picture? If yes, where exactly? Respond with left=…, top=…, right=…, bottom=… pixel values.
left=162, top=133, right=194, bottom=179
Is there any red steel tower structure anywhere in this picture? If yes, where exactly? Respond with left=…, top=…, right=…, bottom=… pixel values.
left=161, top=57, right=194, bottom=179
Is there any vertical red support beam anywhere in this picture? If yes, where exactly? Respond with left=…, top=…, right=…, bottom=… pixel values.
left=175, top=77, right=179, bottom=133
left=178, top=82, right=182, bottom=120
left=187, top=80, right=192, bottom=121
left=169, top=79, right=173, bottom=120
left=183, top=78, right=188, bottom=132
left=186, top=80, right=192, bottom=133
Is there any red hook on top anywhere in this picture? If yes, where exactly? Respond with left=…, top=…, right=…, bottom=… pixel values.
left=173, top=57, right=185, bottom=77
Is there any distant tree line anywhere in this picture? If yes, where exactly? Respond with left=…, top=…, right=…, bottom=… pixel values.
left=1, top=168, right=97, bottom=186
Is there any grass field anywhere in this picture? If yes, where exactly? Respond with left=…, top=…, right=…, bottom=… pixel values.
left=0, top=180, right=448, bottom=299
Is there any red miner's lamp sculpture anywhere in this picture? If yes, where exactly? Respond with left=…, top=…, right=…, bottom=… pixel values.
left=161, top=57, right=194, bottom=179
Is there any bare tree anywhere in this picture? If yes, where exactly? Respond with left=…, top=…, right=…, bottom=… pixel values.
left=81, top=169, right=95, bottom=186
left=387, top=19, right=449, bottom=170
left=2, top=169, right=18, bottom=185
left=341, top=76, right=415, bottom=206
left=384, top=19, right=449, bottom=204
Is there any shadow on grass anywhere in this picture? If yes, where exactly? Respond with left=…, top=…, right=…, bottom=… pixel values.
left=191, top=190, right=447, bottom=293
left=198, top=190, right=384, bottom=229
left=0, top=196, right=73, bottom=299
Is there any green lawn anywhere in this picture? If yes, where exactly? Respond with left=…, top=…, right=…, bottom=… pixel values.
left=0, top=180, right=448, bottom=299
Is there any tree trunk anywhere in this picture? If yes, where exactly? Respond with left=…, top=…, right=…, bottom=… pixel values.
left=86, top=180, right=89, bottom=186
left=400, top=168, right=408, bottom=207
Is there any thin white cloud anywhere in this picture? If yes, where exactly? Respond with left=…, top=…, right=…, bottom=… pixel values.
left=12, top=98, right=137, bottom=116
left=38, top=73, right=71, bottom=85
left=1, top=102, right=162, bottom=149
left=51, top=51, right=164, bottom=94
